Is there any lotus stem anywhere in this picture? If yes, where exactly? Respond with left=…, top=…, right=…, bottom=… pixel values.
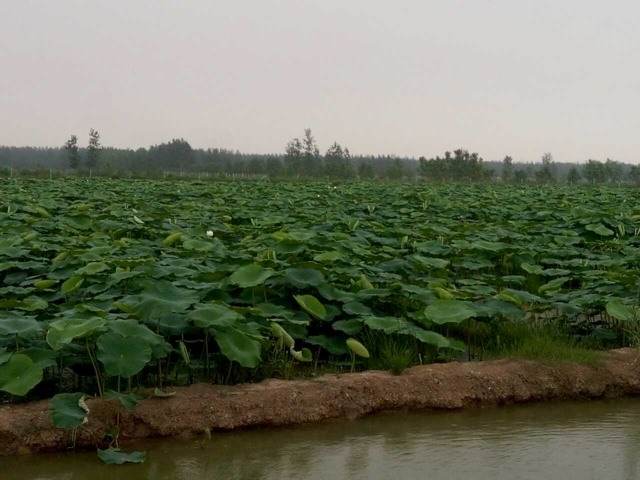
left=86, top=338, right=103, bottom=398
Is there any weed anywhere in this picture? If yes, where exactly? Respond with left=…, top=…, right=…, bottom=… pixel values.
left=489, top=321, right=601, bottom=366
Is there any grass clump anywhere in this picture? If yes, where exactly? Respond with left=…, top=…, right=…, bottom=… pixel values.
left=491, top=321, right=602, bottom=366
left=363, top=330, right=419, bottom=374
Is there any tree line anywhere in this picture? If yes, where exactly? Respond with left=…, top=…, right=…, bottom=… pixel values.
left=0, top=129, right=638, bottom=184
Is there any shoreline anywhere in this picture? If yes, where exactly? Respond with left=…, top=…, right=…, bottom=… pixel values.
left=2, top=348, right=639, bottom=456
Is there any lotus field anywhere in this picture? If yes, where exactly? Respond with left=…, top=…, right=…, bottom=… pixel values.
left=1, top=179, right=639, bottom=399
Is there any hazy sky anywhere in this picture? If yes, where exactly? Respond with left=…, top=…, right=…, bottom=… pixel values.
left=1, top=1, right=639, bottom=163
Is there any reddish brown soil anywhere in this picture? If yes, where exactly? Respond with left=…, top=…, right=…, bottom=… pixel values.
left=2, top=349, right=640, bottom=456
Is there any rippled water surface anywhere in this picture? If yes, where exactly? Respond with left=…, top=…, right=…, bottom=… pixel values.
left=5, top=398, right=640, bottom=480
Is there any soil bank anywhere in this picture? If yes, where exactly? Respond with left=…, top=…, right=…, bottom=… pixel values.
left=2, top=348, right=639, bottom=456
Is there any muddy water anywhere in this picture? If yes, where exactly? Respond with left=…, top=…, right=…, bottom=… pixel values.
left=5, top=398, right=640, bottom=480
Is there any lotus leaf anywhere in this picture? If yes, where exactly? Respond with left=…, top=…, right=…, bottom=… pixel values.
left=50, top=392, right=89, bottom=430
left=0, top=354, right=43, bottom=396
left=229, top=264, right=275, bottom=288
left=96, top=333, right=152, bottom=378
left=424, top=300, right=476, bottom=324
left=97, top=447, right=146, bottom=465
left=215, top=328, right=262, bottom=368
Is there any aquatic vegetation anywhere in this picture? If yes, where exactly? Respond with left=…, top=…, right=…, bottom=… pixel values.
left=0, top=179, right=637, bottom=400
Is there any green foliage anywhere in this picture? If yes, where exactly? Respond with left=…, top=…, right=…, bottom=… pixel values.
left=230, top=264, right=275, bottom=288
left=490, top=321, right=601, bottom=366
left=0, top=179, right=636, bottom=399
left=50, top=392, right=89, bottom=430
left=534, top=152, right=556, bottom=184
left=97, top=333, right=152, bottom=378
left=566, top=166, right=581, bottom=185
left=97, top=447, right=146, bottom=465
left=64, top=135, right=80, bottom=170
left=0, top=354, right=43, bottom=396
left=424, top=300, right=476, bottom=324
left=324, top=142, right=355, bottom=179
left=86, top=128, right=101, bottom=170
left=294, top=294, right=326, bottom=320
left=419, top=149, right=493, bottom=182
left=365, top=331, right=418, bottom=375
left=215, top=328, right=262, bottom=368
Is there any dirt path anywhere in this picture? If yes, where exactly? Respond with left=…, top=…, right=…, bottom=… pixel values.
left=2, top=349, right=640, bottom=456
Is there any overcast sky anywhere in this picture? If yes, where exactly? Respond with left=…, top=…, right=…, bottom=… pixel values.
left=1, top=1, right=638, bottom=163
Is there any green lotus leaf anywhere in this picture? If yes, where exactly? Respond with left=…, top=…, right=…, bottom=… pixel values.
left=63, top=215, right=92, bottom=230
left=293, top=294, right=326, bottom=320
left=0, top=354, right=43, bottom=396
left=0, top=348, right=11, bottom=366
left=290, top=347, right=312, bottom=362
left=471, top=240, right=510, bottom=252
left=187, top=304, right=241, bottom=329
left=97, top=447, right=146, bottom=465
left=355, top=288, right=392, bottom=299
left=346, top=338, right=369, bottom=358
left=332, top=319, right=364, bottom=335
left=215, top=328, right=262, bottom=368
left=284, top=268, right=325, bottom=288
left=362, top=316, right=411, bottom=334
left=22, top=347, right=57, bottom=368
left=586, top=223, right=614, bottom=236
left=107, top=319, right=171, bottom=359
left=424, top=300, right=476, bottom=324
left=402, top=326, right=450, bottom=348
left=75, top=262, right=109, bottom=276
left=521, top=263, right=544, bottom=275
left=47, top=317, right=106, bottom=351
left=0, top=314, right=42, bottom=338
left=61, top=276, right=84, bottom=295
left=313, top=251, right=342, bottom=262
left=606, top=299, right=640, bottom=322
left=305, top=335, right=350, bottom=355
left=538, top=277, right=570, bottom=294
left=134, top=282, right=199, bottom=320
left=342, top=302, right=373, bottom=316
left=96, top=333, right=152, bottom=378
left=182, top=238, right=216, bottom=252
left=411, top=255, right=449, bottom=269
left=229, top=264, right=275, bottom=288
left=50, top=392, right=89, bottom=430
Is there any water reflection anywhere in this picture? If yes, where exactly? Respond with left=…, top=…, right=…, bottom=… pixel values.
left=4, top=398, right=640, bottom=480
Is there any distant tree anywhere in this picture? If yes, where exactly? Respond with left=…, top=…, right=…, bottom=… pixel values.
left=534, top=152, right=556, bottom=183
left=283, top=137, right=303, bottom=176
left=502, top=156, right=514, bottom=182
left=283, top=129, right=322, bottom=177
left=582, top=159, right=606, bottom=184
left=64, top=135, right=80, bottom=170
left=302, top=128, right=322, bottom=177
left=324, top=142, right=354, bottom=179
left=265, top=157, right=284, bottom=177
left=629, top=165, right=640, bottom=185
left=147, top=138, right=193, bottom=170
left=604, top=158, right=624, bottom=184
left=566, top=166, right=581, bottom=185
left=86, top=128, right=101, bottom=170
left=386, top=158, right=405, bottom=180
left=357, top=162, right=375, bottom=180
left=514, top=169, right=529, bottom=184
left=245, top=157, right=265, bottom=175
left=419, top=149, right=492, bottom=182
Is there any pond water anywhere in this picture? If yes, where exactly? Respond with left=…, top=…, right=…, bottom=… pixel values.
left=4, top=398, right=640, bottom=480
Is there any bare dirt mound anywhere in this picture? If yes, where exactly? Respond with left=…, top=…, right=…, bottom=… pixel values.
left=2, top=349, right=639, bottom=456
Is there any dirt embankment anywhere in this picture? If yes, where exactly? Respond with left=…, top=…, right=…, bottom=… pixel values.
left=2, top=349, right=640, bottom=456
